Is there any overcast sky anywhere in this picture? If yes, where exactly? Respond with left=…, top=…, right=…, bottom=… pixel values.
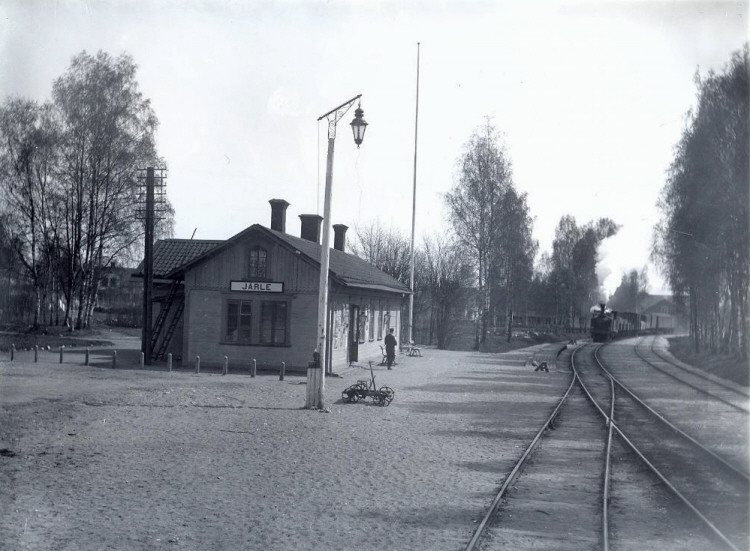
left=1, top=0, right=747, bottom=295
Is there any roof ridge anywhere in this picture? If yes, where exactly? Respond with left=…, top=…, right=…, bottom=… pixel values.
left=158, top=238, right=225, bottom=243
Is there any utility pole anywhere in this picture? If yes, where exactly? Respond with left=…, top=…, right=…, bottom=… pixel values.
left=142, top=167, right=155, bottom=365
left=137, top=167, right=167, bottom=365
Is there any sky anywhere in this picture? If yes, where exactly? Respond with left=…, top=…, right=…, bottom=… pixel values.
left=1, top=0, right=747, bottom=296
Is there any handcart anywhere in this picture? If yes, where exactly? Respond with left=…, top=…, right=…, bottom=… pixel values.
left=342, top=362, right=394, bottom=406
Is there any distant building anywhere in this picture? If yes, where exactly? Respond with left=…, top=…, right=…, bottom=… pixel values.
left=638, top=294, right=677, bottom=316
left=134, top=199, right=410, bottom=373
left=97, top=265, right=142, bottom=310
left=637, top=294, right=687, bottom=333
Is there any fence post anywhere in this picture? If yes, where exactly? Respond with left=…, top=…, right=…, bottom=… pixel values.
left=167, top=353, right=172, bottom=372
left=10, top=344, right=14, bottom=361
left=223, top=356, right=228, bottom=375
left=195, top=356, right=200, bottom=374
left=112, top=350, right=117, bottom=368
left=251, top=359, right=256, bottom=378
left=85, top=347, right=89, bottom=366
left=34, top=345, right=38, bottom=363
left=280, top=361, right=285, bottom=381
left=59, top=345, right=64, bottom=364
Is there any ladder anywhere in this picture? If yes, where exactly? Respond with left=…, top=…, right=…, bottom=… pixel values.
left=150, top=280, right=180, bottom=351
left=154, top=297, right=184, bottom=360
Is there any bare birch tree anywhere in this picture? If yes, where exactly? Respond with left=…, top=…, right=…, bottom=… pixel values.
left=53, top=50, right=163, bottom=329
left=445, top=119, right=512, bottom=347
left=0, top=99, right=61, bottom=328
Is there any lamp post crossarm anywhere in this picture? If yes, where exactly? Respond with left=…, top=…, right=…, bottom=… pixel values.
left=318, top=94, right=362, bottom=140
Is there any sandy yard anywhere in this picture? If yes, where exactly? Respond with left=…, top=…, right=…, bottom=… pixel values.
left=0, top=344, right=568, bottom=551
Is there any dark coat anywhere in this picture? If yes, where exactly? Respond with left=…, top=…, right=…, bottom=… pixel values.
left=384, top=333, right=397, bottom=354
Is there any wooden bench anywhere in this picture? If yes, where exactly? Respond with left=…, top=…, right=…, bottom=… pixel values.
left=401, top=344, right=423, bottom=357
left=407, top=346, right=422, bottom=357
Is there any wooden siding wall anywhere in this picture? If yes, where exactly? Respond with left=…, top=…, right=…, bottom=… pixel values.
left=180, top=232, right=405, bottom=371
left=184, top=235, right=319, bottom=292
left=328, top=291, right=402, bottom=368
left=184, top=289, right=319, bottom=369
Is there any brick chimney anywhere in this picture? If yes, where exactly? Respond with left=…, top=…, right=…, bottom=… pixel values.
left=269, top=199, right=289, bottom=232
left=299, top=214, right=323, bottom=244
left=333, top=224, right=348, bottom=252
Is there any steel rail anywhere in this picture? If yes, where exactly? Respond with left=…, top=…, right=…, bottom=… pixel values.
left=577, top=344, right=742, bottom=551
left=595, top=346, right=750, bottom=481
left=630, top=337, right=750, bottom=414
left=607, top=422, right=741, bottom=551
left=464, top=363, right=578, bottom=551
left=641, top=336, right=750, bottom=401
left=570, top=345, right=613, bottom=551
left=602, top=375, right=615, bottom=551
left=648, top=338, right=750, bottom=397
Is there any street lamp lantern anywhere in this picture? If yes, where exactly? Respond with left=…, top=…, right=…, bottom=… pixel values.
left=350, top=105, right=368, bottom=147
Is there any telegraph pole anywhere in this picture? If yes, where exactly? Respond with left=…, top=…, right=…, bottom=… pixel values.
left=137, top=167, right=166, bottom=365
left=141, top=168, right=155, bottom=364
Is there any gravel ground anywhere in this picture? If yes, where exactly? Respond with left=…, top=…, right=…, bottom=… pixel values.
left=0, top=343, right=568, bottom=551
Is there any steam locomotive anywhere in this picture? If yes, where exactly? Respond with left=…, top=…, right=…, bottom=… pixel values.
left=590, top=303, right=674, bottom=343
left=590, top=304, right=616, bottom=342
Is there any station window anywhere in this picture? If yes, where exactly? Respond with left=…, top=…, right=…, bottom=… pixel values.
left=226, top=300, right=252, bottom=343
left=248, top=246, right=267, bottom=278
left=260, top=301, right=288, bottom=345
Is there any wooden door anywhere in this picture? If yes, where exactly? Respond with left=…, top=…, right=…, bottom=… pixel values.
left=349, top=305, right=359, bottom=363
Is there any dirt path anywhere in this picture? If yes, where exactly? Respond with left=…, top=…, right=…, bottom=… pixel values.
left=1, top=344, right=568, bottom=551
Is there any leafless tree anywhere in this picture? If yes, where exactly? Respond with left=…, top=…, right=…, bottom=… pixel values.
left=53, top=50, right=164, bottom=329
left=420, top=234, right=472, bottom=348
left=608, top=268, right=649, bottom=313
left=349, top=220, right=412, bottom=286
left=445, top=119, right=513, bottom=347
left=0, top=98, right=61, bottom=327
left=0, top=50, right=172, bottom=329
left=550, top=215, right=618, bottom=332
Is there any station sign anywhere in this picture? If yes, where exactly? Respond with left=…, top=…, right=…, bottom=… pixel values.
left=230, top=281, right=284, bottom=293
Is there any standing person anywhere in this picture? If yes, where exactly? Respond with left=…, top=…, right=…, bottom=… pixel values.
left=384, top=328, right=397, bottom=370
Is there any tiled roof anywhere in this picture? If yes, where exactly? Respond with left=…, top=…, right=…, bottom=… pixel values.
left=145, top=225, right=410, bottom=294
left=265, top=227, right=411, bottom=293
left=132, top=239, right=223, bottom=279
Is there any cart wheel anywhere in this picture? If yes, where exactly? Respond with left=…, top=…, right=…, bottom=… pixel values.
left=342, top=388, right=359, bottom=403
left=379, top=386, right=394, bottom=406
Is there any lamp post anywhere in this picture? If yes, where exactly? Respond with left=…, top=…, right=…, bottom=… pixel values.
left=306, top=95, right=368, bottom=409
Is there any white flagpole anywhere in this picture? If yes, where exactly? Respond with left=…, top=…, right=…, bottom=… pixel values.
left=408, top=42, right=420, bottom=345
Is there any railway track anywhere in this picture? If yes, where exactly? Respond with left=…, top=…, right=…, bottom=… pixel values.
left=465, top=347, right=607, bottom=550
left=601, top=337, right=750, bottom=475
left=465, top=344, right=749, bottom=550
left=634, top=335, right=750, bottom=413
left=579, top=344, right=749, bottom=550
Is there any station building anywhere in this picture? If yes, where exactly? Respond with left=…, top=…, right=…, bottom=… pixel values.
left=138, top=199, right=410, bottom=373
